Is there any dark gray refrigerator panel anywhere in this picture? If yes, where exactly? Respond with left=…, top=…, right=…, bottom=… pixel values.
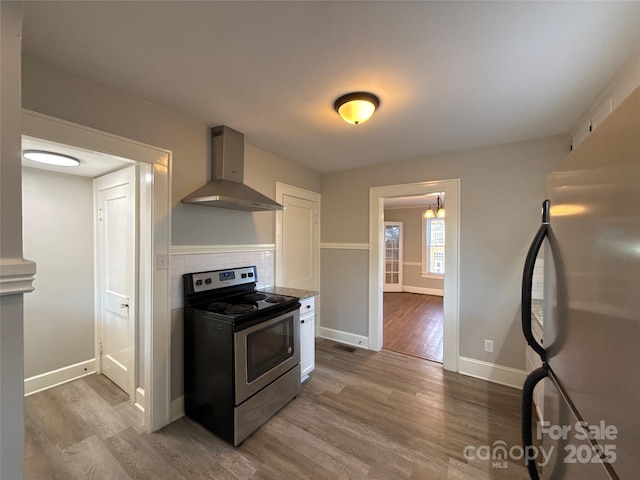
left=542, top=86, right=640, bottom=479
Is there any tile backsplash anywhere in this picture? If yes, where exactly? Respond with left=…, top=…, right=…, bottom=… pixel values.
left=171, top=248, right=275, bottom=309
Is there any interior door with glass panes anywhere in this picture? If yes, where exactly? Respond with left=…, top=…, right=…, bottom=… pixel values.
left=384, top=222, right=403, bottom=292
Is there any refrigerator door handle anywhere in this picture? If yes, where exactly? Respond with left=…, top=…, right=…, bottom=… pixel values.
left=522, top=200, right=549, bottom=361
left=522, top=364, right=549, bottom=480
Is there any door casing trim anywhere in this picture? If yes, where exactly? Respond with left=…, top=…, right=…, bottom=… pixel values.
left=275, top=182, right=321, bottom=335
left=369, top=179, right=460, bottom=372
left=22, top=109, right=172, bottom=431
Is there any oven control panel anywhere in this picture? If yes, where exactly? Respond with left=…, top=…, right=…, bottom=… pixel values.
left=190, top=266, right=257, bottom=293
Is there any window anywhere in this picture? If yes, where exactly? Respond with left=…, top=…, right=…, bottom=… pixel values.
left=423, top=217, right=445, bottom=275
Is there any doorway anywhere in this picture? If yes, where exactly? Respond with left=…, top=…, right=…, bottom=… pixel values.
left=382, top=195, right=445, bottom=363
left=22, top=142, right=140, bottom=400
left=369, top=179, right=460, bottom=372
left=22, top=110, right=172, bottom=431
left=383, top=222, right=403, bottom=292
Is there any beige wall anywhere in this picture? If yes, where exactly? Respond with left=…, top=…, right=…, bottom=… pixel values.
left=1, top=6, right=23, bottom=261
left=0, top=3, right=25, bottom=478
left=384, top=207, right=444, bottom=293
left=22, top=168, right=95, bottom=378
left=22, top=56, right=322, bottom=246
left=320, top=249, right=369, bottom=336
left=321, top=135, right=569, bottom=369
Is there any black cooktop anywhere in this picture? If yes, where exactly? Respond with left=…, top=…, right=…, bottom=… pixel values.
left=194, top=290, right=298, bottom=318
left=184, top=266, right=299, bottom=322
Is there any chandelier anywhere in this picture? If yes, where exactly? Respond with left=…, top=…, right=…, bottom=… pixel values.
left=424, top=195, right=445, bottom=219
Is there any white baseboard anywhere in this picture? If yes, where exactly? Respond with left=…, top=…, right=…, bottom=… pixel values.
left=458, top=357, right=526, bottom=390
left=383, top=286, right=403, bottom=293
left=134, top=387, right=145, bottom=413
left=171, top=395, right=185, bottom=422
left=318, top=327, right=369, bottom=349
left=24, top=358, right=96, bottom=396
left=402, top=285, right=444, bottom=296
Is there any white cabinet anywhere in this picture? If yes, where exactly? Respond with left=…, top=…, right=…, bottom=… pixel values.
left=299, top=296, right=315, bottom=381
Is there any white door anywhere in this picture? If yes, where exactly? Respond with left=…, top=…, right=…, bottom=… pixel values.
left=95, top=166, right=137, bottom=396
left=276, top=185, right=320, bottom=291
left=384, top=222, right=403, bottom=292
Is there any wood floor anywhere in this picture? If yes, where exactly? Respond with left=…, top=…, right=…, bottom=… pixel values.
left=384, top=292, right=444, bottom=362
left=25, top=339, right=529, bottom=480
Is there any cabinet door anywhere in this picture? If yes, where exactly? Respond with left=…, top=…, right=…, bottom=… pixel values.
left=278, top=192, right=319, bottom=290
left=300, top=313, right=315, bottom=380
left=384, top=222, right=403, bottom=292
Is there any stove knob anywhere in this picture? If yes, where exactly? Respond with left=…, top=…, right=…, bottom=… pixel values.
left=205, top=278, right=212, bottom=284
left=195, top=279, right=203, bottom=286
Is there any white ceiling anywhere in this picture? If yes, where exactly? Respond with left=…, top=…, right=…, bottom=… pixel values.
left=22, top=1, right=640, bottom=174
left=384, top=193, right=443, bottom=209
left=22, top=136, right=133, bottom=178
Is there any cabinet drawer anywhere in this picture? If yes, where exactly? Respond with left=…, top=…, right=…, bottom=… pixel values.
left=300, top=296, right=315, bottom=314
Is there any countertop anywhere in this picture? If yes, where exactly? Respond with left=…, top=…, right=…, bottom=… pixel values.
left=531, top=299, right=544, bottom=327
left=262, top=286, right=318, bottom=300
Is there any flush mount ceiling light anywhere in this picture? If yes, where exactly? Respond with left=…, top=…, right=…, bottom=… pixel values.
left=334, top=92, right=380, bottom=125
left=22, top=149, right=80, bottom=167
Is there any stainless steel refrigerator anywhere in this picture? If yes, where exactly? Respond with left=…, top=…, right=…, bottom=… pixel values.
left=521, top=86, right=639, bottom=480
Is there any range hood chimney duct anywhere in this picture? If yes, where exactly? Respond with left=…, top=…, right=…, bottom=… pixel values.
left=182, top=125, right=284, bottom=211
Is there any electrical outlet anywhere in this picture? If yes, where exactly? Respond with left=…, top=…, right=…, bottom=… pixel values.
left=484, top=339, right=494, bottom=353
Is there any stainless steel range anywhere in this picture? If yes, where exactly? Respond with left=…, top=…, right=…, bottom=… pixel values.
left=183, top=266, right=301, bottom=446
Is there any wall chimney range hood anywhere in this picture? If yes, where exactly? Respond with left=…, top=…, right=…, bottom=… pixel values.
left=182, top=125, right=284, bottom=211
